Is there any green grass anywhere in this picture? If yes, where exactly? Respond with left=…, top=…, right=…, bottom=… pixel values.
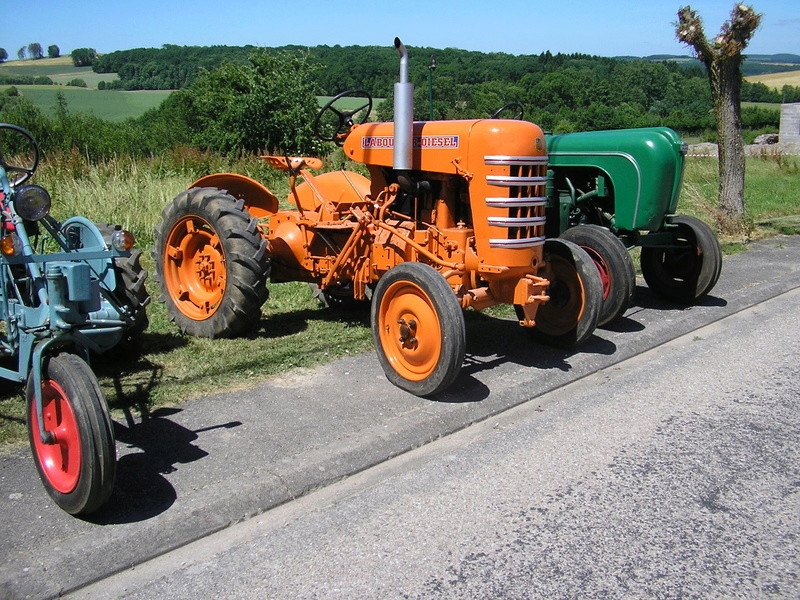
left=0, top=86, right=171, bottom=121
left=681, top=153, right=800, bottom=237
left=742, top=101, right=782, bottom=112
left=1, top=151, right=798, bottom=450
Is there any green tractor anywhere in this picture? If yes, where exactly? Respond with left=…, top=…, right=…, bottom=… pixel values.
left=543, top=127, right=722, bottom=325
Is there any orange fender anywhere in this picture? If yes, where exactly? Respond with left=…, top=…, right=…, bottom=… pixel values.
left=190, top=173, right=279, bottom=218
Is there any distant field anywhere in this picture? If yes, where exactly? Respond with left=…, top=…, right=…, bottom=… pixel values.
left=742, top=102, right=782, bottom=112
left=745, top=69, right=800, bottom=90
left=0, top=56, right=118, bottom=88
left=0, top=85, right=171, bottom=121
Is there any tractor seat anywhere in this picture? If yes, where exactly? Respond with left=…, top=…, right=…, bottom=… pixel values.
left=261, top=156, right=323, bottom=172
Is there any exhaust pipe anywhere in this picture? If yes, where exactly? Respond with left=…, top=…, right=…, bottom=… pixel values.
left=393, top=37, right=413, bottom=171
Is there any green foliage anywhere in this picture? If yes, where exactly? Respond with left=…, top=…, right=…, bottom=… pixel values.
left=93, top=44, right=258, bottom=90
left=27, top=43, right=43, bottom=59
left=0, top=48, right=7, bottom=62
left=72, top=48, right=97, bottom=67
left=0, top=74, right=54, bottom=85
left=47, top=44, right=60, bottom=59
left=741, top=79, right=800, bottom=103
left=66, top=78, right=87, bottom=88
left=165, top=50, right=324, bottom=154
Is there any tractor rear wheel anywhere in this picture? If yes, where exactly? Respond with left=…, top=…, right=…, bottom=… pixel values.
left=516, top=238, right=602, bottom=348
left=27, top=353, right=116, bottom=515
left=153, top=187, right=269, bottom=338
left=561, top=224, right=635, bottom=326
left=640, top=215, right=722, bottom=304
left=372, top=263, right=465, bottom=396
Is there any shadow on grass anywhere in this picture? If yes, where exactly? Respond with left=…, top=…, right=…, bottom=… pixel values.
left=255, top=304, right=371, bottom=339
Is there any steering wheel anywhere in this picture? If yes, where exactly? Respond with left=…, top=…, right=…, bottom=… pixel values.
left=313, top=90, right=373, bottom=145
left=490, top=102, right=524, bottom=120
left=0, top=124, right=40, bottom=187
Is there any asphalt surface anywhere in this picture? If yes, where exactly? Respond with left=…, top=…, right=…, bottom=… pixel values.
left=2, top=235, right=800, bottom=600
left=67, top=277, right=800, bottom=600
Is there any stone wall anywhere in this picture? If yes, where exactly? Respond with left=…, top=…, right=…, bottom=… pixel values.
left=780, top=103, right=800, bottom=144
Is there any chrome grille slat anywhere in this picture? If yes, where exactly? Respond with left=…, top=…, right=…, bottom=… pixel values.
left=488, top=216, right=547, bottom=227
left=489, top=236, right=546, bottom=249
left=486, top=197, right=547, bottom=208
left=486, top=175, right=548, bottom=187
left=484, top=155, right=548, bottom=166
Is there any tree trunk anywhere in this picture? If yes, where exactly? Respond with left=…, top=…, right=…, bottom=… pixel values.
left=713, top=58, right=746, bottom=228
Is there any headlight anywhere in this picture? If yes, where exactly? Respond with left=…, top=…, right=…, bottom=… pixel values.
left=14, top=185, right=51, bottom=221
left=111, top=227, right=135, bottom=251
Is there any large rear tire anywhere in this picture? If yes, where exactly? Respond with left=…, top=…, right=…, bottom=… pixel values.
left=561, top=224, right=635, bottom=326
left=517, top=238, right=602, bottom=348
left=372, top=263, right=465, bottom=396
left=27, top=353, right=116, bottom=515
left=153, top=187, right=270, bottom=338
left=640, top=215, right=722, bottom=304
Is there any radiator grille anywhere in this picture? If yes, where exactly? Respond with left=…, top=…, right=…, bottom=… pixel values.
left=484, top=155, right=547, bottom=249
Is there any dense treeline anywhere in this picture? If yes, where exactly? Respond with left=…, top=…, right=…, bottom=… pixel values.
left=741, top=79, right=800, bottom=103
left=0, top=44, right=789, bottom=161
left=93, top=45, right=259, bottom=89
left=90, top=43, right=786, bottom=137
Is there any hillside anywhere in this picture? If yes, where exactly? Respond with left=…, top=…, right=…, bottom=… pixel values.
left=745, top=70, right=800, bottom=91
left=629, top=53, right=800, bottom=76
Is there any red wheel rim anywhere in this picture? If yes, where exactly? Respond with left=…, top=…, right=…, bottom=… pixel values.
left=582, top=245, right=611, bottom=300
left=30, top=381, right=81, bottom=494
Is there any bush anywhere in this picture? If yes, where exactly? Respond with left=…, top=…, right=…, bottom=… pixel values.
left=67, top=79, right=88, bottom=88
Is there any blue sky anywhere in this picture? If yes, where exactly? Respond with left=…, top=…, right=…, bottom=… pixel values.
left=4, top=0, right=799, bottom=58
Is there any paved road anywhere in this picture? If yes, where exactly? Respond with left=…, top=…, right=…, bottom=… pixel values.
left=2, top=235, right=800, bottom=600
left=68, top=285, right=800, bottom=600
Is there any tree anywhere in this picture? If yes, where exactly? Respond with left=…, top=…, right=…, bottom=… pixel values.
left=48, top=44, right=60, bottom=58
left=17, top=47, right=26, bottom=60
left=676, top=4, right=762, bottom=234
left=0, top=48, right=7, bottom=62
left=28, top=43, right=43, bottom=59
left=71, top=47, right=97, bottom=67
left=165, top=50, right=323, bottom=155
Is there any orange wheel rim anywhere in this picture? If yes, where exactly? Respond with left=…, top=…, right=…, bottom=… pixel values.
left=378, top=281, right=442, bottom=382
left=31, top=381, right=81, bottom=494
left=163, top=215, right=226, bottom=320
left=538, top=255, right=586, bottom=335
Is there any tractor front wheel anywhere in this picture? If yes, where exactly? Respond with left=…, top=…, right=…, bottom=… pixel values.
left=561, top=224, right=635, bottom=326
left=153, top=187, right=270, bottom=338
left=27, top=353, right=116, bottom=515
left=372, top=263, right=465, bottom=396
left=517, top=238, right=602, bottom=348
left=640, top=215, right=722, bottom=304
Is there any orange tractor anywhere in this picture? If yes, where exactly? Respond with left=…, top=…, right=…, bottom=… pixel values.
left=154, top=39, right=602, bottom=396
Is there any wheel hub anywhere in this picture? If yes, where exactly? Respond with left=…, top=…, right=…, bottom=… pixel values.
left=397, top=318, right=418, bottom=349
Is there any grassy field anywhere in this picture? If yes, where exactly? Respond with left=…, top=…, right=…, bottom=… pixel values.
left=0, top=85, right=171, bottom=121
left=0, top=57, right=119, bottom=88
left=745, top=69, right=800, bottom=89
left=742, top=101, right=782, bottom=112
left=0, top=150, right=797, bottom=451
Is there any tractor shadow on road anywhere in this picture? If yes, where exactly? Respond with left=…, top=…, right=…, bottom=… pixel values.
left=631, top=284, right=728, bottom=312
left=86, top=407, right=241, bottom=525
left=436, top=311, right=619, bottom=403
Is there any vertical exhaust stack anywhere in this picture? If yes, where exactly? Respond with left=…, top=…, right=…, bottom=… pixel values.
left=393, top=37, right=414, bottom=172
